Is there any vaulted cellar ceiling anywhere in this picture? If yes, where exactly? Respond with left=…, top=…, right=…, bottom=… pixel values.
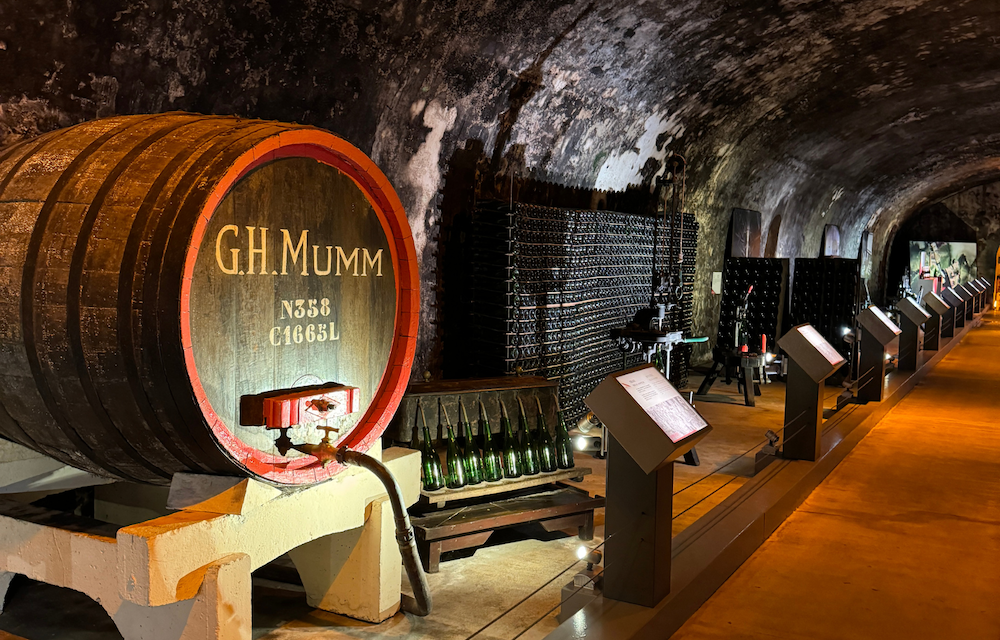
left=2, top=0, right=1000, bottom=373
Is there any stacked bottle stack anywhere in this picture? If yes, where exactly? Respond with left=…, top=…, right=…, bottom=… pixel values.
left=717, top=258, right=788, bottom=350
left=466, top=202, right=698, bottom=423
left=788, top=258, right=861, bottom=362
left=417, top=397, right=577, bottom=492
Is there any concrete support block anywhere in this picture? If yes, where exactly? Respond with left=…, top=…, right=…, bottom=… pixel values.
left=112, top=553, right=251, bottom=640
left=0, top=443, right=421, bottom=639
left=0, top=509, right=119, bottom=609
left=289, top=496, right=401, bottom=622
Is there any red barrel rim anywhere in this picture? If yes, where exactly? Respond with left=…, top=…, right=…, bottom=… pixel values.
left=179, top=129, right=419, bottom=484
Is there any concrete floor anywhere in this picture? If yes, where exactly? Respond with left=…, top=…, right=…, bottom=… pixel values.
left=672, top=316, right=1000, bottom=640
left=0, top=365, right=843, bottom=640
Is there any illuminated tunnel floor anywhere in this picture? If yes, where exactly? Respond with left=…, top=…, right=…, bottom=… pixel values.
left=671, top=316, right=1000, bottom=640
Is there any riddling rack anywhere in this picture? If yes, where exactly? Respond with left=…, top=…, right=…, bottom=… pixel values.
left=717, top=258, right=789, bottom=351
left=788, top=257, right=861, bottom=363
left=464, top=202, right=698, bottom=424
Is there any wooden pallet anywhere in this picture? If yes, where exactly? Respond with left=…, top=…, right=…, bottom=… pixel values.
left=411, top=485, right=603, bottom=573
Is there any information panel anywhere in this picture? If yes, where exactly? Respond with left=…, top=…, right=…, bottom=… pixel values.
left=897, top=297, right=931, bottom=325
left=586, top=364, right=713, bottom=473
left=777, top=323, right=846, bottom=383
left=923, top=291, right=950, bottom=315
left=857, top=305, right=902, bottom=346
left=616, top=368, right=709, bottom=443
left=799, top=325, right=845, bottom=368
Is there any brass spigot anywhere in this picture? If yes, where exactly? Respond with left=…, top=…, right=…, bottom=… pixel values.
left=284, top=425, right=340, bottom=466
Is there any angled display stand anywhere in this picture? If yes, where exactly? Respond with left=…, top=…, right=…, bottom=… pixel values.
left=943, top=287, right=965, bottom=330
left=980, top=277, right=995, bottom=309
left=777, top=324, right=846, bottom=461
left=856, top=306, right=901, bottom=403
left=968, top=279, right=985, bottom=313
left=977, top=277, right=990, bottom=302
left=921, top=291, right=950, bottom=350
left=957, top=284, right=975, bottom=322
left=959, top=283, right=975, bottom=316
left=896, top=297, right=931, bottom=371
left=586, top=364, right=713, bottom=608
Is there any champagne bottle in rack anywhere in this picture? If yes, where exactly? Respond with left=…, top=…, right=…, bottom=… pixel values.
left=517, top=398, right=540, bottom=476
left=498, top=399, right=524, bottom=479
left=534, top=397, right=558, bottom=473
left=439, top=399, right=467, bottom=489
left=554, top=401, right=576, bottom=470
left=417, top=400, right=445, bottom=491
left=478, top=400, right=505, bottom=482
left=458, top=400, right=484, bottom=485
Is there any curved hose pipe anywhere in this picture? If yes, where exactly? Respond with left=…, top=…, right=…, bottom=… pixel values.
left=336, top=446, right=432, bottom=617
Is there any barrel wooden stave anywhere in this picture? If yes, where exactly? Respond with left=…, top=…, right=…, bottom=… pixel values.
left=24, top=117, right=197, bottom=481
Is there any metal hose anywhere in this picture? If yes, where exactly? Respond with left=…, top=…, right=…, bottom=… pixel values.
left=336, top=446, right=432, bottom=617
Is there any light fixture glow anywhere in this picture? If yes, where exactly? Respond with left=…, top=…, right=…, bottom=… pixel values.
left=841, top=326, right=851, bottom=336
left=576, top=545, right=587, bottom=560
left=765, top=352, right=775, bottom=363
left=575, top=437, right=588, bottom=451
left=885, top=353, right=892, bottom=361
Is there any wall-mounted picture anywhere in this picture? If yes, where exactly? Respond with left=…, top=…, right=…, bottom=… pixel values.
left=909, top=241, right=978, bottom=290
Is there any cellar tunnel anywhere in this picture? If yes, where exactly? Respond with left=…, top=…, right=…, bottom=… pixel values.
left=2, top=0, right=1000, bottom=375
left=1, top=1, right=1000, bottom=639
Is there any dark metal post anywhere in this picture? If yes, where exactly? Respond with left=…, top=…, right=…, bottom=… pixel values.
left=857, top=327, right=888, bottom=403
left=923, top=312, right=941, bottom=351
left=897, top=315, right=920, bottom=371
left=781, top=358, right=823, bottom=461
left=942, top=288, right=964, bottom=331
left=941, top=307, right=956, bottom=337
left=604, top=435, right=673, bottom=607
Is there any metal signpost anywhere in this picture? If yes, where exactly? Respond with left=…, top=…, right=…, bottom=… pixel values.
left=943, top=288, right=965, bottom=331
left=921, top=291, right=950, bottom=351
left=585, top=364, right=713, bottom=608
left=896, top=298, right=931, bottom=371
left=856, top=306, right=901, bottom=404
left=776, top=324, right=847, bottom=461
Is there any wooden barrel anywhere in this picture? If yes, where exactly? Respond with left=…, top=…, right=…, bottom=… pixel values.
left=0, top=113, right=418, bottom=485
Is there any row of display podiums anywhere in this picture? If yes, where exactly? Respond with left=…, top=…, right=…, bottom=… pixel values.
left=777, top=276, right=993, bottom=465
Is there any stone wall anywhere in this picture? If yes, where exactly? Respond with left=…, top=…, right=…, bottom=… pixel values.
left=4, top=0, right=1000, bottom=376
left=939, top=183, right=1000, bottom=285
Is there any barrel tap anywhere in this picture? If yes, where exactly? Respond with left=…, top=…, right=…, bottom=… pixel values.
left=240, top=382, right=360, bottom=465
left=288, top=426, right=340, bottom=466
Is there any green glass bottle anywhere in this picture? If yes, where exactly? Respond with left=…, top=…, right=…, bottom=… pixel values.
left=418, top=401, right=445, bottom=491
left=554, top=404, right=576, bottom=470
left=478, top=400, right=505, bottom=482
left=439, top=399, right=467, bottom=489
left=534, top=397, right=558, bottom=473
left=498, top=400, right=523, bottom=479
left=517, top=398, right=540, bottom=476
left=458, top=400, right=484, bottom=485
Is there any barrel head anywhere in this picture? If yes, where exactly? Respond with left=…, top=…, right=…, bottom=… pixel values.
left=183, top=150, right=413, bottom=484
